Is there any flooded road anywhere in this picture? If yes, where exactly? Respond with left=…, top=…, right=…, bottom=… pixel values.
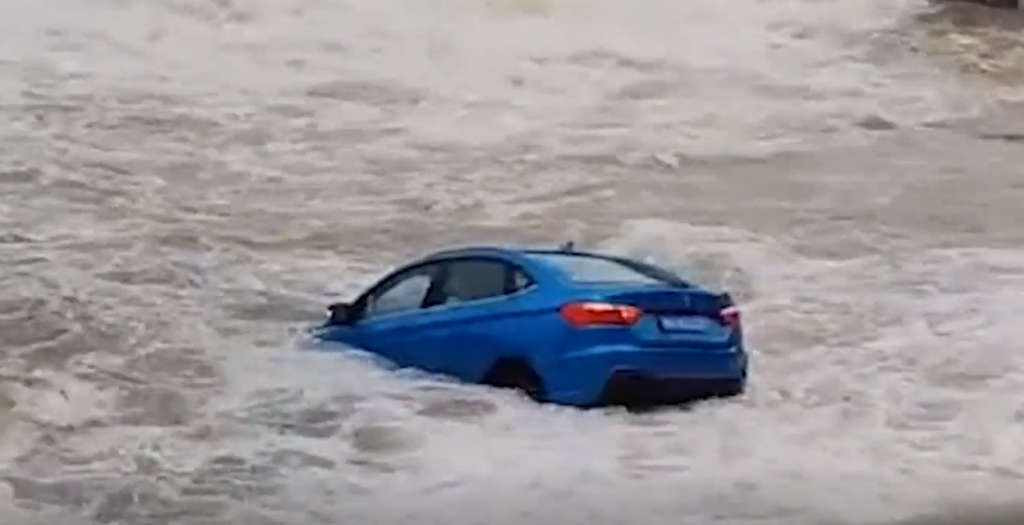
left=2, top=0, right=1024, bottom=524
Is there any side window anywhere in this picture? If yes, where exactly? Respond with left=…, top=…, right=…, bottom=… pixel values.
left=441, top=259, right=532, bottom=305
left=512, top=269, right=532, bottom=291
left=364, top=266, right=437, bottom=318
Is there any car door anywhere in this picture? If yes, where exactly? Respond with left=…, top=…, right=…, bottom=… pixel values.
left=424, top=257, right=537, bottom=381
left=346, top=262, right=447, bottom=371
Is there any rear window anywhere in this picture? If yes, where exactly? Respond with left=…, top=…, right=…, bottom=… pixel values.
left=525, top=252, right=670, bottom=285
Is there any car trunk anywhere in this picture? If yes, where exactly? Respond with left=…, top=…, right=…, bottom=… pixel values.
left=602, top=286, right=737, bottom=349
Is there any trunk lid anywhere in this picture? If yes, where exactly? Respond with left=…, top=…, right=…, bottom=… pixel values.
left=600, top=286, right=738, bottom=348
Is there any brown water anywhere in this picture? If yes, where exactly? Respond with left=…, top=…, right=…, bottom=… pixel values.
left=2, top=0, right=1024, bottom=524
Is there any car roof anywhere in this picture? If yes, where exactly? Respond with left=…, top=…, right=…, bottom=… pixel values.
left=369, top=244, right=693, bottom=294
left=416, top=244, right=613, bottom=263
left=418, top=245, right=520, bottom=261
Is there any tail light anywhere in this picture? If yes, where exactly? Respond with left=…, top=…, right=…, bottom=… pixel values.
left=561, top=302, right=642, bottom=327
left=719, top=305, right=741, bottom=328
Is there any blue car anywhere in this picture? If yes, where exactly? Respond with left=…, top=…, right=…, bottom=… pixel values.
left=309, top=244, right=748, bottom=408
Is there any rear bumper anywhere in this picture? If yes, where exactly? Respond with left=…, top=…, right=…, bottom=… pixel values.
left=600, top=372, right=744, bottom=407
left=543, top=345, right=747, bottom=407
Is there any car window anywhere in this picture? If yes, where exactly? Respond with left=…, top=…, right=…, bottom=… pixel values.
left=364, top=266, right=437, bottom=318
left=441, top=259, right=530, bottom=304
left=512, top=269, right=532, bottom=290
left=524, top=252, right=668, bottom=285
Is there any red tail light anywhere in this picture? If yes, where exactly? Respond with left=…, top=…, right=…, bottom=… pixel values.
left=719, top=305, right=741, bottom=328
left=561, top=302, right=642, bottom=327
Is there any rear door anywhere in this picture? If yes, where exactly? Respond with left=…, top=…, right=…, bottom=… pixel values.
left=421, top=257, right=540, bottom=381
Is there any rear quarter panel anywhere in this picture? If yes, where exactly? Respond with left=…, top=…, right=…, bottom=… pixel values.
left=433, top=290, right=566, bottom=382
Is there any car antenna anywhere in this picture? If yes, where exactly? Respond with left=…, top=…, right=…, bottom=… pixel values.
left=559, top=240, right=576, bottom=252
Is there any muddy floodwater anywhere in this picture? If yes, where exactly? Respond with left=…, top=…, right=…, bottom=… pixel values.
left=2, top=1, right=1024, bottom=524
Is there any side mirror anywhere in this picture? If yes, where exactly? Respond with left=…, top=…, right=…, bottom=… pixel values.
left=327, top=302, right=353, bottom=325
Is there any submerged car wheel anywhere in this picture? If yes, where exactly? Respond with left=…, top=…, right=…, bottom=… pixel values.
left=483, top=359, right=546, bottom=402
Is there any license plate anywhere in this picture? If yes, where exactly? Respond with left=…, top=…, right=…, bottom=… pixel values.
left=658, top=316, right=707, bottom=332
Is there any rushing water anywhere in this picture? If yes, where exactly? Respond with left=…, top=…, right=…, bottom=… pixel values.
left=2, top=0, right=1024, bottom=524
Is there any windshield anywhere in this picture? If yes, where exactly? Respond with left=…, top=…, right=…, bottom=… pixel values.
left=525, top=252, right=676, bottom=285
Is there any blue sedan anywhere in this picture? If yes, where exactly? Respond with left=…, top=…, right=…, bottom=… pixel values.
left=309, top=244, right=748, bottom=408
